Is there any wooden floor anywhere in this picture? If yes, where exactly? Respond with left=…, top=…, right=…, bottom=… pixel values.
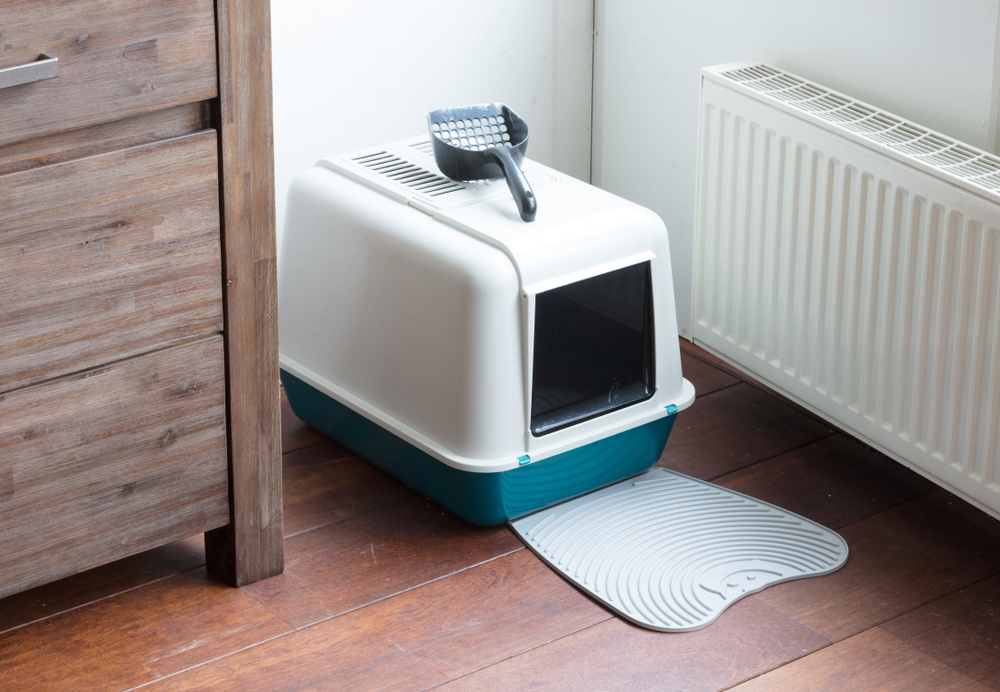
left=3, top=341, right=1000, bottom=691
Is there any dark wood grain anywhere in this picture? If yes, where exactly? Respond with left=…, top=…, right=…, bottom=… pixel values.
left=754, top=490, right=1000, bottom=642
left=681, top=338, right=748, bottom=381
left=281, top=447, right=413, bottom=538
left=282, top=438, right=357, bottom=470
left=881, top=573, right=1000, bottom=689
left=0, top=0, right=217, bottom=147
left=204, top=0, right=284, bottom=587
left=0, top=567, right=290, bottom=692
left=717, top=434, right=936, bottom=529
left=658, top=383, right=834, bottom=479
left=436, top=598, right=829, bottom=692
left=0, top=535, right=203, bottom=635
left=238, top=572, right=335, bottom=631
left=680, top=348, right=740, bottom=397
left=281, top=387, right=328, bottom=454
left=0, top=102, right=211, bottom=176
left=728, top=628, right=992, bottom=692
left=682, top=338, right=829, bottom=422
left=0, top=337, right=229, bottom=598
left=243, top=495, right=522, bottom=628
left=0, top=131, right=223, bottom=393
left=147, top=553, right=609, bottom=691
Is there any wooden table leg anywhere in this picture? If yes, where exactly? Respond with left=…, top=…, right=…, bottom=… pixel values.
left=205, top=0, right=284, bottom=587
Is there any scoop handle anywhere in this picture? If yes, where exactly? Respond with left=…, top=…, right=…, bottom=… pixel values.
left=490, top=146, right=536, bottom=222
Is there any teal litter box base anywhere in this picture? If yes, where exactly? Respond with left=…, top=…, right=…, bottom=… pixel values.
left=281, top=370, right=677, bottom=526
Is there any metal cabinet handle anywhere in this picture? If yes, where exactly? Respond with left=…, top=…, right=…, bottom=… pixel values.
left=0, top=54, right=59, bottom=90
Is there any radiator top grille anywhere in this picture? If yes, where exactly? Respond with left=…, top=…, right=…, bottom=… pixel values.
left=717, top=63, right=1000, bottom=197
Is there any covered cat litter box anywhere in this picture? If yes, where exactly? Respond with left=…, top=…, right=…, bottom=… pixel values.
left=278, top=133, right=848, bottom=632
left=279, top=134, right=694, bottom=524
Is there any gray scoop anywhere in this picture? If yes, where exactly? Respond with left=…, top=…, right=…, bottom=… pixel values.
left=427, top=103, right=536, bottom=222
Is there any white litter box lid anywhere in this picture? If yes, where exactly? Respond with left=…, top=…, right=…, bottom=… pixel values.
left=318, top=137, right=666, bottom=292
left=282, top=137, right=695, bottom=473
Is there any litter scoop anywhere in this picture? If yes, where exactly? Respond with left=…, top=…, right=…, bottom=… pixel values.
left=427, top=103, right=536, bottom=222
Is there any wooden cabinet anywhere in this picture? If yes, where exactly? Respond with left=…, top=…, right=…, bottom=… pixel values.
left=0, top=0, right=282, bottom=597
left=0, top=132, right=224, bottom=391
left=0, top=0, right=218, bottom=149
left=1, top=338, right=230, bottom=597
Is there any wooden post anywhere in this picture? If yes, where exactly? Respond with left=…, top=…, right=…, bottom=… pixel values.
left=205, top=0, right=284, bottom=586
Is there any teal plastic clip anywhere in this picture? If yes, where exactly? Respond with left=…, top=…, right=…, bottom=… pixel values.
left=517, top=455, right=531, bottom=466
left=666, top=405, right=678, bottom=415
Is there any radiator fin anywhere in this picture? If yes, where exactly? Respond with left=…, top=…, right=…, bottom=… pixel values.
left=695, top=64, right=1000, bottom=517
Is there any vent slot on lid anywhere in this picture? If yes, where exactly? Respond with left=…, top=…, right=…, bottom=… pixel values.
left=409, top=140, right=435, bottom=157
left=352, top=151, right=467, bottom=197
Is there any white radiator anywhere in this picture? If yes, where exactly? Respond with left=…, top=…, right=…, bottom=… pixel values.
left=693, top=60, right=1000, bottom=519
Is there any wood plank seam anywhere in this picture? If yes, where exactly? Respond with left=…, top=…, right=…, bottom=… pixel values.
left=682, top=339, right=835, bottom=427
left=864, top=567, right=1000, bottom=638
left=0, top=332, right=226, bottom=400
left=703, top=432, right=840, bottom=482
left=114, top=549, right=530, bottom=691
left=275, top=547, right=530, bottom=633
left=280, top=491, right=390, bottom=541
left=419, top=618, right=615, bottom=692
left=0, top=564, right=206, bottom=639
left=122, top=630, right=293, bottom=692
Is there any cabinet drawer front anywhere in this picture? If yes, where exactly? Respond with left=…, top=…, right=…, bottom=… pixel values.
left=0, top=130, right=223, bottom=393
left=0, top=336, right=229, bottom=598
left=0, top=0, right=217, bottom=147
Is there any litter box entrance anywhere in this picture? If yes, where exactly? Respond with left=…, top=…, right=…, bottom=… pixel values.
left=530, top=261, right=655, bottom=437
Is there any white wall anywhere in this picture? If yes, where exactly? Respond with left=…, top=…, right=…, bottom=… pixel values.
left=594, top=0, right=1000, bottom=336
left=271, top=0, right=594, bottom=247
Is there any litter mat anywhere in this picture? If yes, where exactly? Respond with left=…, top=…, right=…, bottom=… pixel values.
left=510, top=467, right=849, bottom=632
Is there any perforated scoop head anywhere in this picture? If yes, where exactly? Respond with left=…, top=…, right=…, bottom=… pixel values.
left=428, top=103, right=536, bottom=222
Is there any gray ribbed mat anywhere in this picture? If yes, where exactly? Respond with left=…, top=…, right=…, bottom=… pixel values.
left=510, top=467, right=848, bottom=632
